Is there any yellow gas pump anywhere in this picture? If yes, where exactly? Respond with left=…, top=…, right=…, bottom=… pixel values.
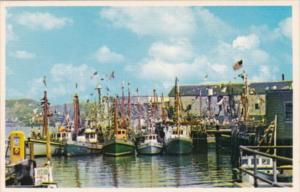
left=9, top=131, right=26, bottom=164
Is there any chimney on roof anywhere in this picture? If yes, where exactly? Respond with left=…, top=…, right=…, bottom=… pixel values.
left=282, top=73, right=285, bottom=81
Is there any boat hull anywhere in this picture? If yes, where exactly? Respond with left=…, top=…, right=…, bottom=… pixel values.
left=137, top=142, right=163, bottom=155
left=64, top=142, right=102, bottom=157
left=165, top=137, right=193, bottom=155
left=28, top=139, right=63, bottom=157
left=103, top=139, right=135, bottom=156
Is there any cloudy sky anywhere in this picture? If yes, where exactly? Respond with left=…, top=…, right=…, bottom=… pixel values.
left=6, top=6, right=292, bottom=104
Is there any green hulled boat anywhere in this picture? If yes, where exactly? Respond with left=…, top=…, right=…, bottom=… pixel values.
left=165, top=77, right=193, bottom=155
left=103, top=132, right=135, bottom=156
left=165, top=126, right=193, bottom=155
left=102, top=97, right=135, bottom=156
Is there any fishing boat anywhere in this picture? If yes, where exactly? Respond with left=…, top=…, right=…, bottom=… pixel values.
left=28, top=92, right=64, bottom=157
left=137, top=133, right=163, bottom=155
left=137, top=90, right=163, bottom=155
left=103, top=95, right=135, bottom=156
left=63, top=94, right=102, bottom=157
left=27, top=138, right=63, bottom=157
left=165, top=77, right=193, bottom=155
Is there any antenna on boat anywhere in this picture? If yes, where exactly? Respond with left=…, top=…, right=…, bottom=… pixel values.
left=127, top=82, right=131, bottom=128
left=95, top=83, right=102, bottom=111
left=121, top=81, right=126, bottom=128
left=136, top=88, right=142, bottom=131
left=114, top=96, right=119, bottom=135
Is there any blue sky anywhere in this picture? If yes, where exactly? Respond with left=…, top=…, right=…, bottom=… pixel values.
left=6, top=6, right=292, bottom=104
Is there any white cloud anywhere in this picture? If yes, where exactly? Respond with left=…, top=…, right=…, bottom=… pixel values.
left=15, top=12, right=72, bottom=30
left=250, top=16, right=292, bottom=42
left=94, top=46, right=124, bottom=63
left=195, top=8, right=234, bottom=38
left=148, top=39, right=194, bottom=63
left=12, top=50, right=35, bottom=59
left=27, top=64, right=97, bottom=100
left=100, top=7, right=196, bottom=37
left=26, top=77, right=44, bottom=99
left=50, top=64, right=94, bottom=85
left=251, top=65, right=276, bottom=82
left=278, top=17, right=291, bottom=39
left=232, top=34, right=260, bottom=50
left=6, top=24, right=17, bottom=41
left=130, top=40, right=229, bottom=84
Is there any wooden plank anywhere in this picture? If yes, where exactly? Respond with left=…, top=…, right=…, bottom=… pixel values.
left=240, top=146, right=292, bottom=162
left=239, top=167, right=286, bottom=187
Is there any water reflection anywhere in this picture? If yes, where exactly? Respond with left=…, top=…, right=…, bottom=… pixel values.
left=35, top=144, right=233, bottom=188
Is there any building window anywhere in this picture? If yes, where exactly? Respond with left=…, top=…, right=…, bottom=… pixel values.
left=255, top=103, right=260, bottom=110
left=285, top=102, right=293, bottom=121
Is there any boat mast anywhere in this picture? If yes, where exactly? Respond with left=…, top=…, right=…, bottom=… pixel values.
left=121, top=82, right=126, bottom=128
left=152, top=89, right=157, bottom=122
left=73, top=94, right=80, bottom=138
left=161, top=92, right=166, bottom=124
left=137, top=88, right=142, bottom=131
left=114, top=97, right=119, bottom=134
left=41, top=90, right=51, bottom=161
left=127, top=82, right=131, bottom=128
left=95, top=84, right=102, bottom=121
left=174, top=77, right=180, bottom=136
left=243, top=71, right=249, bottom=122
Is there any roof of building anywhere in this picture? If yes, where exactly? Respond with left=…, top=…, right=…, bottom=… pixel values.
left=168, top=80, right=292, bottom=97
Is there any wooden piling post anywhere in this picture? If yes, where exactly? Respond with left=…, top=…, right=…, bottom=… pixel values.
left=29, top=141, right=34, bottom=160
left=253, top=153, right=258, bottom=187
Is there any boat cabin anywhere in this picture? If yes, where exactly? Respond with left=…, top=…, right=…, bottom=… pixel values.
left=51, top=126, right=72, bottom=142
left=145, top=134, right=158, bottom=141
left=84, top=128, right=98, bottom=144
left=115, top=129, right=128, bottom=140
left=172, top=129, right=184, bottom=135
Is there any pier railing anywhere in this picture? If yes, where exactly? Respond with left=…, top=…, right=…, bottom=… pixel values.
left=239, top=145, right=292, bottom=187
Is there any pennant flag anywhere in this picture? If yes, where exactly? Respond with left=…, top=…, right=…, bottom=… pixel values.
left=232, top=60, right=243, bottom=71
left=108, top=71, right=115, bottom=80
left=43, top=76, right=47, bottom=88
left=91, top=71, right=98, bottom=79
left=204, top=74, right=208, bottom=81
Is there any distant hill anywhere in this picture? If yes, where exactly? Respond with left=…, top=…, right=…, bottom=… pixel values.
left=5, top=98, right=90, bottom=126
left=6, top=99, right=40, bottom=125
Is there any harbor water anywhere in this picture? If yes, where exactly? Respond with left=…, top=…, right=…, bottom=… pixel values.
left=33, top=143, right=234, bottom=188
